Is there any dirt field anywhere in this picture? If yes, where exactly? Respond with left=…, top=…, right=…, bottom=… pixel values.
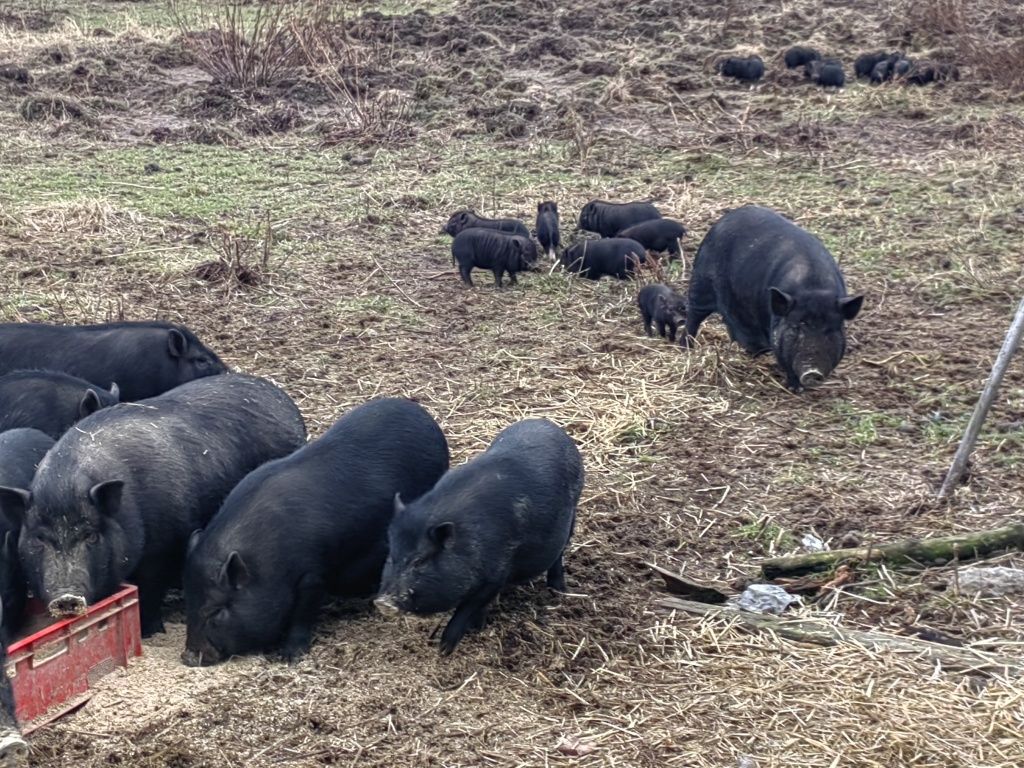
left=2, top=0, right=1024, bottom=766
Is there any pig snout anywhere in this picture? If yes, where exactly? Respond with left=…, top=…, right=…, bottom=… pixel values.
left=48, top=593, right=87, bottom=618
left=374, top=594, right=401, bottom=617
left=799, top=369, right=825, bottom=389
left=0, top=729, right=29, bottom=767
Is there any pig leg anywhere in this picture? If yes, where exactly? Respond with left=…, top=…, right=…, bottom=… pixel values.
left=641, top=311, right=653, bottom=336
left=459, top=266, right=474, bottom=286
left=132, top=560, right=174, bottom=637
left=492, top=268, right=504, bottom=288
left=281, top=573, right=325, bottom=662
left=507, top=270, right=518, bottom=286
left=439, top=582, right=501, bottom=655
left=655, top=320, right=667, bottom=338
left=546, top=556, right=566, bottom=592
left=682, top=275, right=716, bottom=348
left=666, top=320, right=678, bottom=342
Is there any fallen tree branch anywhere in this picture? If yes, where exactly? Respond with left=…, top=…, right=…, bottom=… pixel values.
left=656, top=596, right=1021, bottom=674
left=761, top=524, right=1024, bottom=580
left=646, top=563, right=730, bottom=603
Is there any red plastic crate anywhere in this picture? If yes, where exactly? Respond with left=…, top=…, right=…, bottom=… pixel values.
left=5, top=584, right=143, bottom=730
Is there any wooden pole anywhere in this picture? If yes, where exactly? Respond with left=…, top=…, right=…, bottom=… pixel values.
left=939, top=296, right=1024, bottom=499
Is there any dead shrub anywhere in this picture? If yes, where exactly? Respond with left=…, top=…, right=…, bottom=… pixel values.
left=895, top=0, right=1024, bottom=89
left=293, top=3, right=414, bottom=144
left=193, top=216, right=274, bottom=289
left=170, top=1, right=313, bottom=91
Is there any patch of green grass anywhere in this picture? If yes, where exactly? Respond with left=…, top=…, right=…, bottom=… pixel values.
left=735, top=518, right=796, bottom=552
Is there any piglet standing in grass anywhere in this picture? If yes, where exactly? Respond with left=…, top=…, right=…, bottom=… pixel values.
left=536, top=201, right=561, bottom=262
left=375, top=419, right=583, bottom=655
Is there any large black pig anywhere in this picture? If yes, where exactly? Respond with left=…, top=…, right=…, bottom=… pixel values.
left=0, top=374, right=306, bottom=636
left=562, top=238, right=645, bottom=280
left=444, top=210, right=529, bottom=239
left=578, top=200, right=661, bottom=238
left=536, top=201, right=561, bottom=261
left=0, top=604, right=29, bottom=767
left=375, top=419, right=583, bottom=655
left=452, top=228, right=537, bottom=287
left=0, top=321, right=227, bottom=401
left=0, top=370, right=120, bottom=438
left=0, top=428, right=54, bottom=639
left=182, top=398, right=449, bottom=666
left=616, top=219, right=687, bottom=260
left=683, top=205, right=864, bottom=391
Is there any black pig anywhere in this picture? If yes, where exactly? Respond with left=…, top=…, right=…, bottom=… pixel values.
left=0, top=370, right=120, bottom=438
left=806, top=58, right=845, bottom=87
left=375, top=419, right=583, bottom=655
left=717, top=56, right=765, bottom=82
left=0, top=374, right=306, bottom=636
left=638, top=284, right=687, bottom=341
left=683, top=205, right=864, bottom=392
left=562, top=238, right=645, bottom=280
left=855, top=51, right=895, bottom=79
left=906, top=61, right=959, bottom=85
left=616, top=219, right=687, bottom=260
left=182, top=398, right=449, bottom=665
left=0, top=428, right=54, bottom=638
left=578, top=200, right=662, bottom=238
left=452, top=228, right=537, bottom=287
left=444, top=210, right=529, bottom=239
left=536, top=201, right=560, bottom=261
left=0, top=321, right=226, bottom=401
left=785, top=46, right=821, bottom=69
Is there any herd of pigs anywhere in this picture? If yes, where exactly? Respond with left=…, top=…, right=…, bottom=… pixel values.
left=448, top=200, right=863, bottom=392
left=717, top=45, right=960, bottom=87
left=0, top=193, right=863, bottom=761
left=0, top=44, right=923, bottom=762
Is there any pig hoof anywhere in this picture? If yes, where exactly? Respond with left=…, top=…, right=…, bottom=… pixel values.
left=280, top=643, right=309, bottom=664
left=373, top=595, right=400, bottom=617
left=0, top=731, right=29, bottom=766
left=48, top=594, right=87, bottom=618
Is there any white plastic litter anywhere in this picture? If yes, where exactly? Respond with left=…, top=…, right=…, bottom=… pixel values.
left=957, top=566, right=1024, bottom=597
left=801, top=533, right=827, bottom=553
left=732, top=584, right=801, bottom=615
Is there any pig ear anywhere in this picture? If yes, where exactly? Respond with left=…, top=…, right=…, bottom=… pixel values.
left=89, top=480, right=124, bottom=518
left=220, top=551, right=250, bottom=590
left=769, top=287, right=794, bottom=317
left=428, top=522, right=454, bottom=549
left=838, top=294, right=864, bottom=321
left=393, top=492, right=406, bottom=515
left=0, top=487, right=30, bottom=529
left=167, top=329, right=188, bottom=358
left=109, top=382, right=120, bottom=401
left=79, top=389, right=103, bottom=419
left=187, top=528, right=203, bottom=558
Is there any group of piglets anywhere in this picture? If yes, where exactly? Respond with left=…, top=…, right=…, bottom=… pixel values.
left=0, top=324, right=585, bottom=684
left=444, top=201, right=687, bottom=286
left=446, top=193, right=863, bottom=392
left=718, top=44, right=958, bottom=89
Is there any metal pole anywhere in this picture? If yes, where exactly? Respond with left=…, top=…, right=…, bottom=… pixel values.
left=939, top=296, right=1024, bottom=498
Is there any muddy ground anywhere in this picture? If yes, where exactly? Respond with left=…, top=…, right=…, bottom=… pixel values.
left=2, top=0, right=1024, bottom=766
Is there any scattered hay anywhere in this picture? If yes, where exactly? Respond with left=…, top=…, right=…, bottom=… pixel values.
left=18, top=93, right=91, bottom=122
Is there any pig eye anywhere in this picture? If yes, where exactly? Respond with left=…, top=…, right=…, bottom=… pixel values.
left=86, top=532, right=99, bottom=545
